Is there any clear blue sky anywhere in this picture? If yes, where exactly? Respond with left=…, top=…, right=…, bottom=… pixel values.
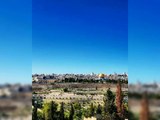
left=1, top=0, right=159, bottom=84
left=32, top=0, right=128, bottom=75
left=129, top=0, right=160, bottom=83
left=0, top=0, right=32, bottom=84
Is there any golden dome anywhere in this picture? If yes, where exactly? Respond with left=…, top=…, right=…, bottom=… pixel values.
left=99, top=73, right=105, bottom=78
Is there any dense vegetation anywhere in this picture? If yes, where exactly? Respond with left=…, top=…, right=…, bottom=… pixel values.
left=129, top=92, right=160, bottom=99
left=32, top=82, right=128, bottom=120
left=60, top=78, right=128, bottom=84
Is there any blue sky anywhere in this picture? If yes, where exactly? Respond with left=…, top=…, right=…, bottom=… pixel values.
left=32, top=0, right=128, bottom=75
left=1, top=0, right=159, bottom=84
left=129, top=0, right=160, bottom=83
left=0, top=0, right=32, bottom=84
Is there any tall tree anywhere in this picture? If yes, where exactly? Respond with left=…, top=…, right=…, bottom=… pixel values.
left=32, top=103, right=38, bottom=120
left=121, top=103, right=129, bottom=119
left=96, top=104, right=102, bottom=120
left=37, top=110, right=44, bottom=120
left=69, top=103, right=74, bottom=120
left=89, top=103, right=95, bottom=117
left=51, top=101, right=58, bottom=120
left=104, top=88, right=117, bottom=119
left=59, top=102, right=65, bottom=120
left=116, top=81, right=123, bottom=118
left=96, top=104, right=102, bottom=115
left=140, top=92, right=149, bottom=120
left=43, top=102, right=52, bottom=120
left=128, top=109, right=138, bottom=120
left=74, top=102, right=82, bottom=120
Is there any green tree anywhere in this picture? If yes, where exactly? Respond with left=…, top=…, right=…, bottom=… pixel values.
left=89, top=103, right=95, bottom=117
left=37, top=109, right=44, bottom=120
left=74, top=103, right=82, bottom=120
left=43, top=102, right=54, bottom=120
left=32, top=104, right=37, bottom=120
left=96, top=104, right=102, bottom=120
left=63, top=88, right=68, bottom=92
left=51, top=101, right=58, bottom=120
left=69, top=104, right=74, bottom=120
left=122, top=103, right=129, bottom=119
left=104, top=88, right=118, bottom=119
left=96, top=104, right=102, bottom=114
left=83, top=108, right=90, bottom=118
left=96, top=86, right=98, bottom=90
left=128, top=110, right=138, bottom=120
left=59, top=102, right=65, bottom=120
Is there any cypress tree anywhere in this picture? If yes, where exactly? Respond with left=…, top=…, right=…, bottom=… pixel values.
left=96, top=104, right=102, bottom=115
left=89, top=103, right=95, bottom=117
left=96, top=104, right=102, bottom=120
left=51, top=101, right=58, bottom=120
left=60, top=102, right=65, bottom=120
left=32, top=103, right=38, bottom=120
left=43, top=102, right=52, bottom=120
left=116, top=81, right=123, bottom=118
left=69, top=103, right=74, bottom=120
left=104, top=88, right=117, bottom=119
left=140, top=92, right=149, bottom=120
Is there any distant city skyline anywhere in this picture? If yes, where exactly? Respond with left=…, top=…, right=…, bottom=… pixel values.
left=32, top=72, right=128, bottom=75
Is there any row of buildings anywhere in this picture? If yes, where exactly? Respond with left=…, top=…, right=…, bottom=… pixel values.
left=32, top=72, right=128, bottom=83
left=129, top=82, right=160, bottom=94
left=0, top=84, right=32, bottom=119
left=0, top=84, right=32, bottom=98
